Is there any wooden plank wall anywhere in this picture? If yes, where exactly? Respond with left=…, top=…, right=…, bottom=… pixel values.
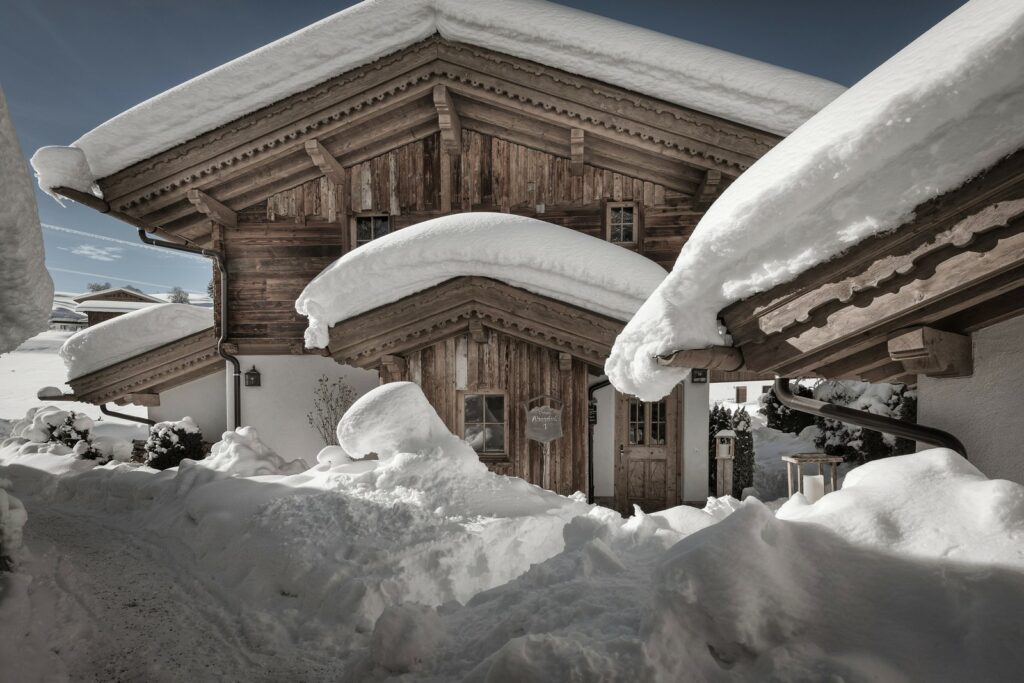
left=229, top=131, right=704, bottom=345
left=391, top=329, right=589, bottom=496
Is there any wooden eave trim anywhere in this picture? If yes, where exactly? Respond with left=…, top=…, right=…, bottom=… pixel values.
left=67, top=328, right=221, bottom=405
left=95, top=36, right=776, bottom=231
left=326, top=276, right=623, bottom=368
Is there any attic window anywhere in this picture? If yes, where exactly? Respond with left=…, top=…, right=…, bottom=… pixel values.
left=606, top=202, right=637, bottom=244
left=353, top=215, right=391, bottom=247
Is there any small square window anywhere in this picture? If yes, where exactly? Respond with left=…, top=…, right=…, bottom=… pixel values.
left=353, top=215, right=391, bottom=247
left=464, top=393, right=505, bottom=455
left=607, top=203, right=637, bottom=244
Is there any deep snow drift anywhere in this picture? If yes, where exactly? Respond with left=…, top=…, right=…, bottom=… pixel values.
left=59, top=303, right=213, bottom=379
left=2, top=382, right=1023, bottom=679
left=607, top=0, right=1024, bottom=400
left=29, top=0, right=842, bottom=196
left=0, top=87, right=54, bottom=354
left=297, top=213, right=667, bottom=348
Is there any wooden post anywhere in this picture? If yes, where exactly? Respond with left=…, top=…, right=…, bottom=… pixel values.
left=570, top=128, right=585, bottom=177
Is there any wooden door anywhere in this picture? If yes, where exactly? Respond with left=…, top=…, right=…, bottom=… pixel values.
left=614, top=388, right=681, bottom=513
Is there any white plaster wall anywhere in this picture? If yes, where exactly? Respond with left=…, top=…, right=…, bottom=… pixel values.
left=709, top=380, right=774, bottom=406
left=229, top=356, right=379, bottom=464
left=917, top=314, right=1024, bottom=484
left=592, top=383, right=615, bottom=498
left=682, top=376, right=710, bottom=503
left=149, top=370, right=227, bottom=441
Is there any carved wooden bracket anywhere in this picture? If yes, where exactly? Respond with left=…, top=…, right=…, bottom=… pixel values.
left=186, top=189, right=237, bottom=228
left=570, top=128, right=585, bottom=177
left=469, top=318, right=488, bottom=343
left=558, top=352, right=572, bottom=372
left=220, top=342, right=240, bottom=355
left=887, top=326, right=973, bottom=378
left=380, top=354, right=407, bottom=383
left=694, top=169, right=722, bottom=209
left=432, top=84, right=462, bottom=155
left=304, top=139, right=346, bottom=186
left=125, top=393, right=160, bottom=407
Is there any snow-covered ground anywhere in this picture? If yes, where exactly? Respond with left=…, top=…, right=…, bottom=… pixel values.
left=2, top=381, right=1023, bottom=680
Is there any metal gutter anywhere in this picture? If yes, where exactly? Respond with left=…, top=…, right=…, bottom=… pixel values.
left=773, top=377, right=967, bottom=458
left=101, top=404, right=156, bottom=426
left=587, top=378, right=611, bottom=504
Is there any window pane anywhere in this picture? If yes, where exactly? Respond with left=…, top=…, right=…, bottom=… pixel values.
left=485, top=425, right=504, bottom=453
left=374, top=216, right=390, bottom=238
left=651, top=400, right=667, bottom=445
left=465, top=424, right=485, bottom=453
left=620, top=223, right=634, bottom=242
left=485, top=395, right=504, bottom=423
left=464, top=395, right=483, bottom=424
left=356, top=218, right=372, bottom=243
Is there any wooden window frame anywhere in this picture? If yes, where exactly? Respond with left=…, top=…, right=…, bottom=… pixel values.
left=350, top=213, right=392, bottom=248
left=458, top=390, right=509, bottom=461
left=627, top=396, right=668, bottom=447
left=605, top=201, right=640, bottom=245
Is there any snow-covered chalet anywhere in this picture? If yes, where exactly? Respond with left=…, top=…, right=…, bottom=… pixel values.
left=32, top=0, right=842, bottom=510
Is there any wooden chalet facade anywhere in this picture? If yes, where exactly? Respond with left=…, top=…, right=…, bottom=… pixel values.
left=72, top=288, right=162, bottom=327
left=44, top=19, right=834, bottom=509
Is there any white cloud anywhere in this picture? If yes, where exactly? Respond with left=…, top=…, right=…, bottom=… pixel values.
left=62, top=244, right=125, bottom=262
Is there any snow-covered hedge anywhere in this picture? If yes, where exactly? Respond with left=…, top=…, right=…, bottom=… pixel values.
left=813, top=380, right=917, bottom=463
left=144, top=417, right=204, bottom=470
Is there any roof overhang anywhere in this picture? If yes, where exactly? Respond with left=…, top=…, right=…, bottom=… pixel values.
left=326, top=276, right=623, bottom=369
left=717, top=148, right=1024, bottom=383
left=66, top=327, right=222, bottom=406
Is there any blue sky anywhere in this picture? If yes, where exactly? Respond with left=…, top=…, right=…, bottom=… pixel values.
left=1, top=0, right=966, bottom=295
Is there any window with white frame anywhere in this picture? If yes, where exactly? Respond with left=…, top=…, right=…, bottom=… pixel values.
left=463, top=393, right=506, bottom=455
left=353, top=215, right=391, bottom=247
left=606, top=202, right=637, bottom=244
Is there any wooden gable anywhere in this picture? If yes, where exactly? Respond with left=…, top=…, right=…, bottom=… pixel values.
left=325, top=276, right=623, bottom=370
left=720, top=148, right=1024, bottom=383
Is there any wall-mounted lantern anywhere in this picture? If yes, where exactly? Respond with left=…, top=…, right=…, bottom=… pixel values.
left=244, top=366, right=262, bottom=387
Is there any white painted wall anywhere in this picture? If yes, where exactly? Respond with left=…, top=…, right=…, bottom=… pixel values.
left=709, top=380, right=773, bottom=407
left=149, top=370, right=227, bottom=441
left=592, top=383, right=615, bottom=498
left=228, top=355, right=379, bottom=465
left=918, top=314, right=1024, bottom=484
left=682, top=376, right=710, bottom=503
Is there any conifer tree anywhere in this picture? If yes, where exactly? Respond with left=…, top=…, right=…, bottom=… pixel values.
left=731, top=407, right=755, bottom=498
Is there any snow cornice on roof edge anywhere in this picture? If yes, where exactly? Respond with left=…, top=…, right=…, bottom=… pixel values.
left=30, top=0, right=842, bottom=197
left=605, top=0, right=1024, bottom=401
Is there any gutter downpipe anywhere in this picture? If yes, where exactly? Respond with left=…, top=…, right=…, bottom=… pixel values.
left=101, top=404, right=156, bottom=426
left=53, top=187, right=242, bottom=429
left=773, top=377, right=967, bottom=458
left=136, top=229, right=241, bottom=429
left=587, top=379, right=611, bottom=504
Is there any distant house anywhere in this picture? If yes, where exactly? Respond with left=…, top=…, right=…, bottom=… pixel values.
left=33, top=0, right=841, bottom=509
left=72, top=288, right=163, bottom=327
left=48, top=304, right=86, bottom=332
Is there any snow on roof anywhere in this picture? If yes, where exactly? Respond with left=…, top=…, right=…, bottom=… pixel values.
left=607, top=0, right=1024, bottom=401
left=0, top=88, right=54, bottom=353
left=74, top=300, right=160, bottom=314
left=72, top=287, right=164, bottom=303
left=29, top=0, right=842, bottom=196
left=60, top=303, right=213, bottom=379
left=296, top=212, right=667, bottom=349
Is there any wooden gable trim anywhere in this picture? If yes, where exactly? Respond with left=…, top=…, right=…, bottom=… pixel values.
left=67, top=328, right=221, bottom=406
left=326, top=276, right=623, bottom=369
left=95, top=36, right=779, bottom=241
left=721, top=149, right=1024, bottom=380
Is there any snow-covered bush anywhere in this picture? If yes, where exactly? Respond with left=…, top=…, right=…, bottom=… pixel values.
left=306, top=374, right=357, bottom=447
left=0, top=478, right=27, bottom=571
left=198, top=426, right=306, bottom=477
left=144, top=417, right=204, bottom=470
left=731, top=407, right=755, bottom=498
left=813, top=380, right=917, bottom=464
left=759, top=382, right=815, bottom=434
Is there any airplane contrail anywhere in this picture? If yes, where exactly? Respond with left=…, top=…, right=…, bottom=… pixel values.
left=47, top=267, right=200, bottom=293
left=42, top=223, right=208, bottom=262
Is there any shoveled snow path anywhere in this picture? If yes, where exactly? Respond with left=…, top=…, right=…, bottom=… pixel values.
left=7, top=500, right=345, bottom=682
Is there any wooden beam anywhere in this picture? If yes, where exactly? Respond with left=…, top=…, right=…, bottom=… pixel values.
left=469, top=319, right=487, bottom=343
left=694, top=169, right=722, bottom=209
left=186, top=189, right=237, bottom=228
left=657, top=345, right=744, bottom=372
left=433, top=84, right=462, bottom=155
left=380, top=354, right=407, bottom=383
left=570, top=128, right=585, bottom=177
left=558, top=352, right=572, bottom=372
left=125, top=393, right=161, bottom=407
left=303, top=139, right=346, bottom=186
left=888, top=326, right=973, bottom=378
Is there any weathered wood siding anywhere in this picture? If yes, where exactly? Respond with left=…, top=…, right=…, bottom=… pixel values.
left=384, top=328, right=589, bottom=496
left=227, top=132, right=704, bottom=345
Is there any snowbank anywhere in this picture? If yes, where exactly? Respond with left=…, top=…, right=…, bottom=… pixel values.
left=59, top=303, right=212, bottom=379
left=29, top=0, right=841, bottom=195
left=198, top=426, right=307, bottom=477
left=0, top=87, right=54, bottom=353
left=297, top=213, right=667, bottom=348
left=607, top=0, right=1024, bottom=400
